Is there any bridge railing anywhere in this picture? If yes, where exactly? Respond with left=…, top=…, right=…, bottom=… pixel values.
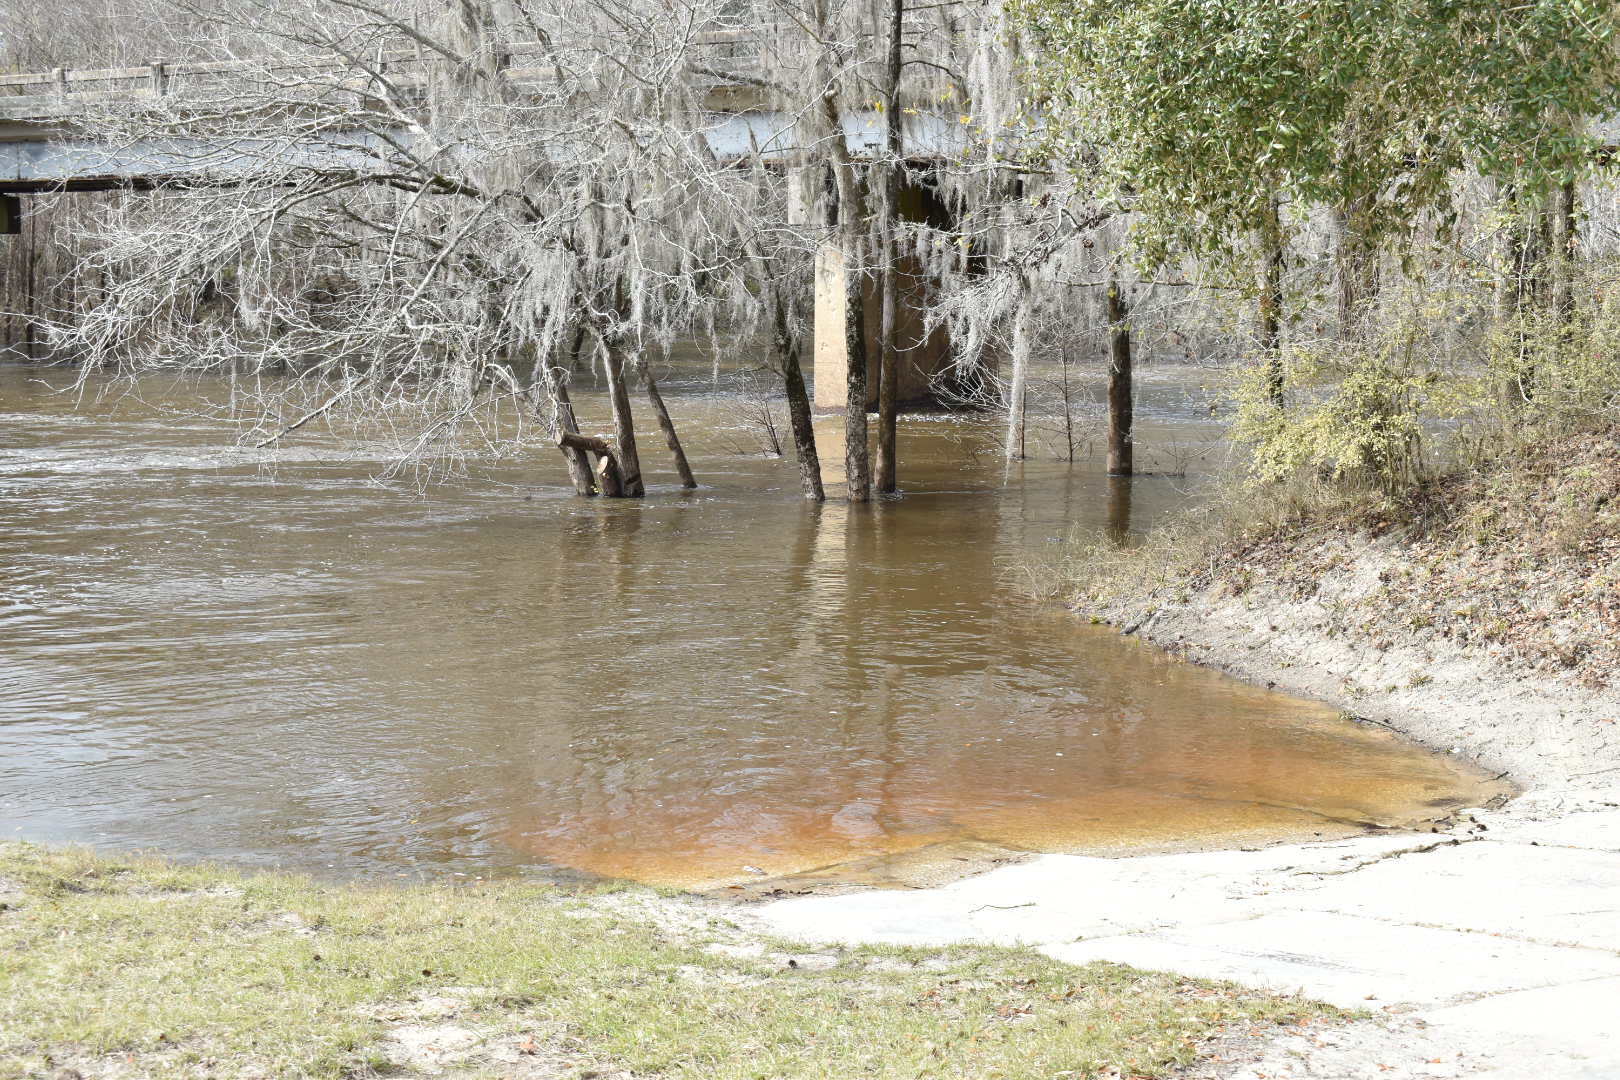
left=0, top=30, right=768, bottom=116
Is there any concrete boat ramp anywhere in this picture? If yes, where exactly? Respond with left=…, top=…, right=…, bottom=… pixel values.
left=751, top=787, right=1620, bottom=1079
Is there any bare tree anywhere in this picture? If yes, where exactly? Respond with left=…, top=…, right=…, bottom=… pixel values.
left=38, top=0, right=834, bottom=496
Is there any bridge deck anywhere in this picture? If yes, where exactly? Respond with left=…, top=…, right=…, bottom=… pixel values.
left=0, top=34, right=965, bottom=194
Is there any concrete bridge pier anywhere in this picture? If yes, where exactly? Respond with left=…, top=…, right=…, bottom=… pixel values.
left=805, top=173, right=962, bottom=413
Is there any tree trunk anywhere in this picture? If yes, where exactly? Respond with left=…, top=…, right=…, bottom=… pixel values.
left=1105, top=475, right=1133, bottom=546
left=772, top=292, right=824, bottom=501
left=873, top=0, right=904, bottom=495
left=873, top=215, right=900, bottom=494
left=1335, top=202, right=1378, bottom=340
left=599, top=340, right=645, bottom=497
left=1553, top=179, right=1577, bottom=331
left=635, top=354, right=697, bottom=489
left=568, top=322, right=589, bottom=374
left=1259, top=199, right=1285, bottom=407
left=1058, top=340, right=1076, bottom=462
left=1497, top=185, right=1546, bottom=406
left=23, top=205, right=37, bottom=359
left=843, top=251, right=871, bottom=502
left=823, top=164, right=869, bottom=502
left=1004, top=275, right=1032, bottom=461
left=532, top=360, right=596, bottom=496
left=813, top=2, right=870, bottom=503
left=558, top=431, right=624, bottom=497
left=1105, top=277, right=1133, bottom=477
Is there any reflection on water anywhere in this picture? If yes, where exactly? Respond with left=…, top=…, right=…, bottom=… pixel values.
left=0, top=362, right=1500, bottom=886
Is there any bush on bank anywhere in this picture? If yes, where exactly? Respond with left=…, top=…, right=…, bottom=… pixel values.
left=1046, top=260, right=1620, bottom=692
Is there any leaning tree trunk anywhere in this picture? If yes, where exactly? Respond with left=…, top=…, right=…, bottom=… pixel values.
left=532, top=359, right=597, bottom=496
left=1105, top=277, right=1133, bottom=477
left=635, top=354, right=697, bottom=489
left=873, top=0, right=904, bottom=495
left=771, top=290, right=825, bottom=501
left=598, top=339, right=645, bottom=498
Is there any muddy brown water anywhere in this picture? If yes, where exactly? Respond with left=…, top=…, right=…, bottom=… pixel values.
left=0, top=361, right=1502, bottom=888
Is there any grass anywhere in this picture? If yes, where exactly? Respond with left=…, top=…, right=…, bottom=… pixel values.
left=0, top=843, right=1335, bottom=1080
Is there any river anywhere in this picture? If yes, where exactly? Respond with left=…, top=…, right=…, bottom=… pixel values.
left=0, top=360, right=1500, bottom=887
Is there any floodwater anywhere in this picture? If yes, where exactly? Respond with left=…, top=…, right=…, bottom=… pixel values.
left=0, top=361, right=1501, bottom=888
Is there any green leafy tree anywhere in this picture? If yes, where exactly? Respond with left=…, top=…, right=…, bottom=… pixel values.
left=1012, top=0, right=1620, bottom=268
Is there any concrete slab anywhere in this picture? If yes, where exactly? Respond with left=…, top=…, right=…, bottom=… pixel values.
left=755, top=834, right=1433, bottom=947
left=1487, top=808, right=1620, bottom=853
left=1287, top=841, right=1620, bottom=951
left=749, top=803, right=1620, bottom=1076
left=1419, top=977, right=1620, bottom=1077
left=1039, top=911, right=1620, bottom=1009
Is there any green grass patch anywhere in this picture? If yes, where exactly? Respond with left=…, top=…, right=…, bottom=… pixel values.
left=0, top=843, right=1334, bottom=1079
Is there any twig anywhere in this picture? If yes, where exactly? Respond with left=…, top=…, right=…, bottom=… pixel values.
left=252, top=380, right=357, bottom=447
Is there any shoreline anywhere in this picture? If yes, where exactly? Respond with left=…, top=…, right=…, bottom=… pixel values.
left=1104, top=535, right=1620, bottom=800
left=748, top=535, right=1620, bottom=1078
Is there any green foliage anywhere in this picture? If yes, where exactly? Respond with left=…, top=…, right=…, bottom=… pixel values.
left=1233, top=348, right=1432, bottom=494
left=1491, top=265, right=1620, bottom=421
left=1229, top=257, right=1620, bottom=495
left=1012, top=0, right=1620, bottom=269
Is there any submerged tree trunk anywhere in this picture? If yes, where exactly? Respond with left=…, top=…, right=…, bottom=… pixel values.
left=1105, top=277, right=1133, bottom=477
left=843, top=250, right=871, bottom=502
left=1058, top=340, right=1076, bottom=462
left=635, top=355, right=697, bottom=489
left=533, top=360, right=596, bottom=496
left=873, top=215, right=900, bottom=494
left=1259, top=198, right=1285, bottom=408
left=771, top=292, right=825, bottom=501
left=873, top=0, right=904, bottom=495
left=823, top=160, right=869, bottom=502
left=559, top=431, right=625, bottom=497
left=599, top=340, right=645, bottom=497
left=1004, top=275, right=1032, bottom=461
left=812, top=0, right=870, bottom=503
left=1105, top=474, right=1133, bottom=546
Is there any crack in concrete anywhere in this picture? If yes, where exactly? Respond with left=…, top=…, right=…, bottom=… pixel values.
left=1287, top=835, right=1479, bottom=878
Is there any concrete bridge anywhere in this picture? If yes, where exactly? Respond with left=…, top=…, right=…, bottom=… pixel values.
left=0, top=42, right=966, bottom=408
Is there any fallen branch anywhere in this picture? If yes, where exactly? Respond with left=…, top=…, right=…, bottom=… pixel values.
left=252, top=381, right=357, bottom=448
left=558, top=430, right=626, bottom=497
